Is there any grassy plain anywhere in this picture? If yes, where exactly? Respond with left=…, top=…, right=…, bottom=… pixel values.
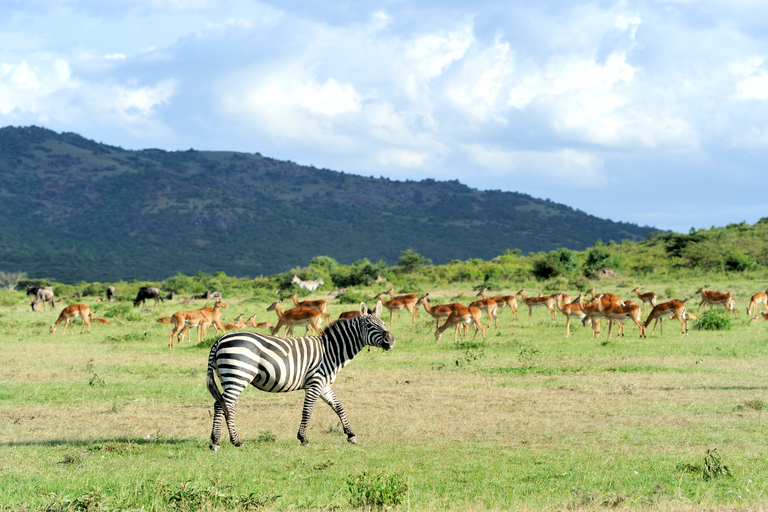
left=1, top=277, right=767, bottom=511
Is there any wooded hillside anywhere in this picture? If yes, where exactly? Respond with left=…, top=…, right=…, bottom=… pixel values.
left=0, top=126, right=656, bottom=283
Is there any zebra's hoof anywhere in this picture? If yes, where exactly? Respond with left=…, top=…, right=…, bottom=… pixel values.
left=347, top=436, right=357, bottom=445
left=209, top=444, right=219, bottom=451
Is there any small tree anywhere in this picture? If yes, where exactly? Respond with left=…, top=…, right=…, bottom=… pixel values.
left=0, top=271, right=27, bottom=291
left=396, top=249, right=432, bottom=274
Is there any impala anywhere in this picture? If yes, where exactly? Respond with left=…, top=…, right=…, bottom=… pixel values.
left=286, top=292, right=330, bottom=323
left=516, top=287, right=556, bottom=321
left=224, top=314, right=247, bottom=330
left=553, top=292, right=588, bottom=337
left=169, top=299, right=228, bottom=348
left=644, top=299, right=688, bottom=337
left=435, top=306, right=486, bottom=343
left=695, top=286, right=737, bottom=316
left=576, top=295, right=605, bottom=338
left=50, top=304, right=92, bottom=335
left=469, top=290, right=498, bottom=328
left=417, top=293, right=465, bottom=329
left=630, top=286, right=657, bottom=310
left=267, top=300, right=323, bottom=337
left=477, top=287, right=519, bottom=321
left=747, top=290, right=768, bottom=317
left=382, top=288, right=420, bottom=318
left=594, top=296, right=645, bottom=339
left=752, top=312, right=768, bottom=322
left=245, top=314, right=274, bottom=330
left=374, top=291, right=418, bottom=324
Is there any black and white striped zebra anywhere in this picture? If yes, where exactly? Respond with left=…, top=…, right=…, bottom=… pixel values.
left=206, top=301, right=395, bottom=449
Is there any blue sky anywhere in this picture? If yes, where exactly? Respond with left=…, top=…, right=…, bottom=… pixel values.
left=2, top=0, right=767, bottom=233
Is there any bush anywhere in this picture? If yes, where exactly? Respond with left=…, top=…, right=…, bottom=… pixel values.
left=694, top=309, right=732, bottom=331
left=347, top=471, right=408, bottom=509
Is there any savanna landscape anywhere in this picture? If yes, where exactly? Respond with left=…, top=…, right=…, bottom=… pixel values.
left=1, top=221, right=768, bottom=511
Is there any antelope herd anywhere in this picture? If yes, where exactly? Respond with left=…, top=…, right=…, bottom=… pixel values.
left=22, top=281, right=768, bottom=348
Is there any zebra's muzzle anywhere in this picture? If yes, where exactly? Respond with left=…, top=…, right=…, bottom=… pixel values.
left=381, top=332, right=396, bottom=351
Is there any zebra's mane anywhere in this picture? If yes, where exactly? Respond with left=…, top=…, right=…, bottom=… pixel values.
left=322, top=314, right=364, bottom=337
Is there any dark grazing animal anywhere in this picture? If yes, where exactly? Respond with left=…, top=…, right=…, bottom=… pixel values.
left=206, top=301, right=395, bottom=449
left=133, top=287, right=172, bottom=307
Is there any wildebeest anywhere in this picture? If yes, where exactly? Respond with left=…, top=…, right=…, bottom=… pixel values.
left=106, top=285, right=116, bottom=302
left=133, top=287, right=172, bottom=307
left=29, top=286, right=55, bottom=311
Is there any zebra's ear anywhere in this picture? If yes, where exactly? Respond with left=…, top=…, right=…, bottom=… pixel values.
left=373, top=300, right=383, bottom=317
left=359, top=302, right=368, bottom=316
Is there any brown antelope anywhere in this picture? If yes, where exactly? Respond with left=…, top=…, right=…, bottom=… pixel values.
left=644, top=299, right=688, bottom=337
left=516, top=287, right=556, bottom=321
left=576, top=295, right=605, bottom=338
left=469, top=290, right=498, bottom=328
left=477, top=287, right=519, bottom=321
left=435, top=306, right=486, bottom=343
left=49, top=304, right=92, bottom=335
left=267, top=300, right=323, bottom=337
left=286, top=292, right=330, bottom=323
left=630, top=286, right=657, bottom=310
left=594, top=296, right=645, bottom=339
left=337, top=310, right=361, bottom=320
left=417, top=294, right=465, bottom=328
left=752, top=312, right=768, bottom=322
left=747, top=290, right=768, bottom=317
left=169, top=299, right=228, bottom=348
left=695, top=286, right=737, bottom=316
left=245, top=314, right=274, bottom=330
left=553, top=292, right=588, bottom=337
left=374, top=291, right=418, bottom=324
left=156, top=317, right=174, bottom=324
left=224, top=314, right=247, bottom=330
left=382, top=288, right=420, bottom=318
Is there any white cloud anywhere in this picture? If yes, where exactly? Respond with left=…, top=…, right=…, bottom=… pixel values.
left=0, top=59, right=74, bottom=114
left=465, top=144, right=606, bottom=186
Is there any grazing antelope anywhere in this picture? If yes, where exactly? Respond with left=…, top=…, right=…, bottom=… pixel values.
left=435, top=306, right=486, bottom=343
left=695, top=286, right=737, bottom=316
left=477, top=287, right=518, bottom=321
left=157, top=317, right=174, bottom=324
left=417, top=294, right=465, bottom=329
left=50, top=304, right=92, bottom=335
left=553, top=292, right=588, bottom=337
left=286, top=292, right=330, bottom=324
left=752, top=312, right=768, bottom=322
left=381, top=288, right=420, bottom=318
left=374, top=291, right=418, bottom=324
left=747, top=291, right=768, bottom=317
left=267, top=300, right=323, bottom=337
left=594, top=296, right=645, bottom=339
left=516, top=287, right=556, bottom=321
left=245, top=315, right=274, bottom=331
left=644, top=299, right=688, bottom=337
left=630, top=286, right=657, bottom=310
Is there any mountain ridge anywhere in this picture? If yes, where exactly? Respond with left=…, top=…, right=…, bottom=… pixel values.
left=0, top=125, right=657, bottom=282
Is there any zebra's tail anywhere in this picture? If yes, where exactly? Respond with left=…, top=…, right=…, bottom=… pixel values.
left=206, top=340, right=231, bottom=423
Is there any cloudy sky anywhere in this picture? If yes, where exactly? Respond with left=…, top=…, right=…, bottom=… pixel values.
left=2, top=0, right=767, bottom=233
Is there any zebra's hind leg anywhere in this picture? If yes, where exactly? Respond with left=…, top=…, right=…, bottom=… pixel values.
left=210, top=401, right=225, bottom=450
left=319, top=386, right=357, bottom=445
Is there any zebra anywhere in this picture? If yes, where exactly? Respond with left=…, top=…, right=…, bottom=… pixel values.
left=206, top=300, right=395, bottom=450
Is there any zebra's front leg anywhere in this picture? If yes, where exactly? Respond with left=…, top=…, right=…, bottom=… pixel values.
left=319, top=386, right=357, bottom=444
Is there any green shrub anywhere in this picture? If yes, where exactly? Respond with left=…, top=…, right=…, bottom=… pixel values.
left=336, top=290, right=369, bottom=305
left=694, top=309, right=732, bottom=330
left=347, top=471, right=408, bottom=509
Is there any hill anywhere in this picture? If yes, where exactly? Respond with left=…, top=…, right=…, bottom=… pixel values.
left=0, top=126, right=657, bottom=283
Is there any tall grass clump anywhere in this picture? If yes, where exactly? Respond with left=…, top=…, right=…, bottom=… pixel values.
left=347, top=471, right=409, bottom=509
left=694, top=309, right=732, bottom=330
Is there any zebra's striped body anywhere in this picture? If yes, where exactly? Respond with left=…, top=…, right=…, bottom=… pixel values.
left=206, top=301, right=395, bottom=449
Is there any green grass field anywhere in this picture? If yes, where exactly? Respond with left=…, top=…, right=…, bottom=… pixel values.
left=1, top=278, right=767, bottom=511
